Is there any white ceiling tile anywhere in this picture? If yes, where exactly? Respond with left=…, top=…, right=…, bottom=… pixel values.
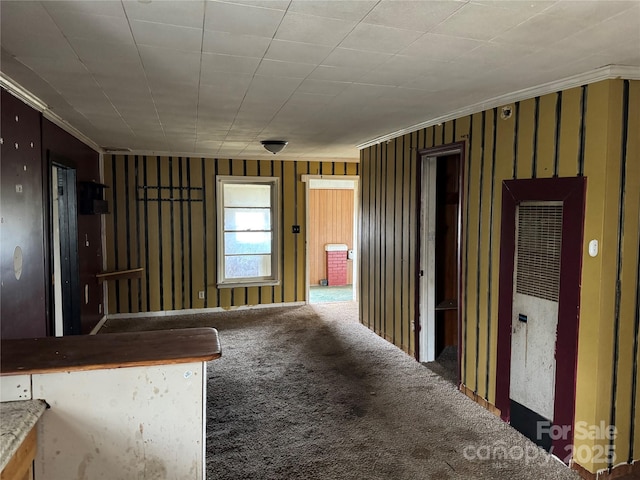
left=130, top=20, right=203, bottom=52
left=288, top=0, right=377, bottom=21
left=245, top=76, right=304, bottom=101
left=265, top=40, right=334, bottom=64
left=297, top=79, right=351, bottom=96
left=17, top=56, right=87, bottom=76
left=87, top=62, right=147, bottom=83
left=275, top=12, right=358, bottom=47
left=203, top=31, right=271, bottom=57
left=470, top=1, right=554, bottom=14
left=493, top=13, right=591, bottom=47
left=201, top=53, right=261, bottom=78
left=321, top=48, right=392, bottom=69
left=432, top=3, right=540, bottom=41
left=139, top=45, right=202, bottom=85
left=1, top=0, right=638, bottom=161
left=200, top=77, right=253, bottom=99
left=1, top=22, right=76, bottom=60
left=205, top=1, right=285, bottom=37
left=339, top=24, right=423, bottom=54
left=286, top=92, right=336, bottom=106
left=43, top=1, right=126, bottom=18
left=123, top=1, right=204, bottom=28
left=70, top=38, right=141, bottom=64
left=307, top=65, right=368, bottom=83
left=363, top=1, right=465, bottom=32
left=455, top=42, right=539, bottom=69
left=543, top=0, right=636, bottom=25
left=215, top=0, right=290, bottom=10
left=45, top=10, right=135, bottom=45
left=199, top=72, right=253, bottom=93
left=0, top=2, right=62, bottom=38
left=399, top=34, right=483, bottom=60
left=255, top=59, right=317, bottom=79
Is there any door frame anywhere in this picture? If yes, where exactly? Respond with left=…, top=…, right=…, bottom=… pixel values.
left=416, top=142, right=465, bottom=373
left=302, top=175, right=360, bottom=304
left=46, top=152, right=82, bottom=336
left=496, top=177, right=586, bottom=461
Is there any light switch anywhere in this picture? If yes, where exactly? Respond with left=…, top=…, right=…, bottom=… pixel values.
left=588, top=239, right=598, bottom=257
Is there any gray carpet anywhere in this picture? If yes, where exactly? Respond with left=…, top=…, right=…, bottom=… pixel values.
left=102, top=303, right=580, bottom=480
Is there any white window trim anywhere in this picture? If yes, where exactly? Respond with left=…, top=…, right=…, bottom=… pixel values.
left=216, top=175, right=280, bottom=288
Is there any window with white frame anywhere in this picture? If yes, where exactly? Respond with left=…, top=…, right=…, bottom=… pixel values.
left=216, top=176, right=280, bottom=287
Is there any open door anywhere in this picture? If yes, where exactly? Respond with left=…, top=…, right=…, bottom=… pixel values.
left=418, top=143, right=464, bottom=376
left=49, top=156, right=81, bottom=336
left=305, top=176, right=359, bottom=304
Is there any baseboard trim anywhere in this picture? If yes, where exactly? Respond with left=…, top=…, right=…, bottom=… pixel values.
left=459, top=383, right=501, bottom=417
left=571, top=459, right=640, bottom=480
left=105, top=301, right=306, bottom=321
left=89, top=315, right=108, bottom=335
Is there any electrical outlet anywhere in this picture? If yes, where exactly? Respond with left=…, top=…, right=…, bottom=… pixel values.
left=198, top=291, right=205, bottom=300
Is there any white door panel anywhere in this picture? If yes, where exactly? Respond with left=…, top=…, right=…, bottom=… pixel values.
left=510, top=292, right=559, bottom=421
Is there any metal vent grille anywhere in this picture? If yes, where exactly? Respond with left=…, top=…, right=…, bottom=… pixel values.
left=515, top=203, right=563, bottom=302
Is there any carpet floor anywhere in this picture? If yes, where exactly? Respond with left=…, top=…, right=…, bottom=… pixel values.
left=101, top=303, right=580, bottom=480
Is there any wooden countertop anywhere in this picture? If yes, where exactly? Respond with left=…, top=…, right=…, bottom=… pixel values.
left=0, top=328, right=221, bottom=376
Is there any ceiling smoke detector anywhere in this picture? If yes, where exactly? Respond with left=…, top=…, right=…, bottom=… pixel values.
left=261, top=140, right=288, bottom=154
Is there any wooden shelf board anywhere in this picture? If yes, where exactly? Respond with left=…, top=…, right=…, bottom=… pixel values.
left=96, top=268, right=143, bottom=283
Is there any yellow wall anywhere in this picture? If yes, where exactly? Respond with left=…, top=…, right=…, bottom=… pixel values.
left=359, top=79, right=640, bottom=474
left=104, top=156, right=358, bottom=313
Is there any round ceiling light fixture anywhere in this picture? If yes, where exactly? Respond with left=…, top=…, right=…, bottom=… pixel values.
left=261, top=140, right=288, bottom=154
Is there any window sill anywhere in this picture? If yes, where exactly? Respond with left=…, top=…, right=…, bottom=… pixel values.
left=217, top=280, right=280, bottom=289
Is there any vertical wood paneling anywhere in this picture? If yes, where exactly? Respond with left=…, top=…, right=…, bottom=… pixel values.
left=384, top=140, right=395, bottom=343
left=216, top=159, right=232, bottom=308
left=296, top=162, right=307, bottom=302
left=107, top=156, right=354, bottom=315
left=283, top=161, right=296, bottom=303
left=394, top=138, right=404, bottom=345
left=626, top=81, right=640, bottom=462
left=189, top=159, right=204, bottom=308
left=259, top=160, right=274, bottom=305
left=361, top=149, right=371, bottom=328
left=537, top=94, right=557, bottom=178
left=517, top=98, right=535, bottom=179
left=358, top=79, right=640, bottom=476
left=558, top=87, right=582, bottom=177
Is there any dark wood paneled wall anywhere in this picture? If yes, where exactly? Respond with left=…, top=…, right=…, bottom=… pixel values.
left=104, top=156, right=358, bottom=313
left=0, top=89, right=103, bottom=338
left=42, top=119, right=103, bottom=333
left=0, top=90, right=47, bottom=339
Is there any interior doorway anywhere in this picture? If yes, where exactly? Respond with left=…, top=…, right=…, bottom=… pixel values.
left=49, top=156, right=81, bottom=336
left=496, top=177, right=586, bottom=461
left=305, top=176, right=358, bottom=304
left=417, top=143, right=464, bottom=379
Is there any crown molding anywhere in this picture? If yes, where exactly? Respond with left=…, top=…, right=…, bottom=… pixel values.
left=0, top=72, right=103, bottom=154
left=356, top=65, right=640, bottom=150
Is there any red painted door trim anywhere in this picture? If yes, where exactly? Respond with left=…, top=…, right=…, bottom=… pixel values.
left=496, top=176, right=586, bottom=461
